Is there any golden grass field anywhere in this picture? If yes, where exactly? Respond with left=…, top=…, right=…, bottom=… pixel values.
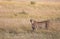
left=0, top=1, right=60, bottom=39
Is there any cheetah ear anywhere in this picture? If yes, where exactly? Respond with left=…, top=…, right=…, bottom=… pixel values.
left=30, top=19, right=33, bottom=22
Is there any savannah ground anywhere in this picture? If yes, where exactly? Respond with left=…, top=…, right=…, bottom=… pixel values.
left=0, top=1, right=60, bottom=39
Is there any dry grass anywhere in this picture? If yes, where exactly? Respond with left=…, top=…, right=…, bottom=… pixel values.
left=0, top=1, right=60, bottom=39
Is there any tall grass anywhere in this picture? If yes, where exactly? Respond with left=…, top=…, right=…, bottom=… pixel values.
left=0, top=2, right=60, bottom=39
